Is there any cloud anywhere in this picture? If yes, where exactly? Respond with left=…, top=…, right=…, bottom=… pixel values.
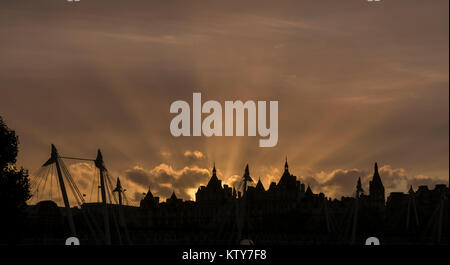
left=299, top=168, right=365, bottom=198
left=184, top=150, right=205, bottom=160
left=298, top=164, right=449, bottom=199
left=183, top=150, right=206, bottom=165
left=223, top=174, right=242, bottom=190
left=377, top=165, right=448, bottom=193
left=124, top=163, right=211, bottom=201
left=28, top=162, right=98, bottom=206
left=67, top=162, right=97, bottom=191
left=160, top=151, right=171, bottom=158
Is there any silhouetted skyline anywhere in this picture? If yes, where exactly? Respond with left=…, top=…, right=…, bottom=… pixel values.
left=25, top=158, right=449, bottom=245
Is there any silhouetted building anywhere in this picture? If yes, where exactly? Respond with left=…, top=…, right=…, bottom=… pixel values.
left=140, top=186, right=159, bottom=209
left=196, top=163, right=233, bottom=203
left=369, top=162, right=385, bottom=208
left=166, top=191, right=183, bottom=206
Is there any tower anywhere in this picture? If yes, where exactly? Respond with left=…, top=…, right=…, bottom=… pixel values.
left=140, top=186, right=159, bottom=208
left=207, top=162, right=221, bottom=189
left=356, top=177, right=364, bottom=198
left=369, top=162, right=385, bottom=207
left=277, top=157, right=297, bottom=191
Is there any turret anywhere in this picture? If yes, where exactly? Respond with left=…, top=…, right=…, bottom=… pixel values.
left=255, top=178, right=265, bottom=192
left=369, top=162, right=385, bottom=207
left=206, top=162, right=221, bottom=189
left=305, top=185, right=313, bottom=196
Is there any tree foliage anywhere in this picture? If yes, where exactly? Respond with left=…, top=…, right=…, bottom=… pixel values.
left=0, top=117, right=18, bottom=169
left=0, top=116, right=31, bottom=244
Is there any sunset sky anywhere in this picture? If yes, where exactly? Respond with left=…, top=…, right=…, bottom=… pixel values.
left=1, top=0, right=448, bottom=205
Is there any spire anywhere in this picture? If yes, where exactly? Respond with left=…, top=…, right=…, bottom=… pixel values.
left=372, top=162, right=382, bottom=184
left=356, top=177, right=364, bottom=197
left=113, top=177, right=123, bottom=205
left=143, top=186, right=154, bottom=200
left=284, top=156, right=289, bottom=172
left=242, top=164, right=253, bottom=198
left=278, top=156, right=292, bottom=186
left=408, top=185, right=414, bottom=195
left=357, top=177, right=363, bottom=191
left=305, top=185, right=313, bottom=196
left=255, top=177, right=265, bottom=191
left=243, top=164, right=253, bottom=183
left=94, top=149, right=106, bottom=171
left=116, top=177, right=122, bottom=189
left=170, top=191, right=177, bottom=200
left=113, top=177, right=122, bottom=192
left=369, top=162, right=385, bottom=205
left=207, top=162, right=220, bottom=188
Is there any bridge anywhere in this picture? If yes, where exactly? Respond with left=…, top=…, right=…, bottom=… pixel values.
left=29, top=144, right=130, bottom=245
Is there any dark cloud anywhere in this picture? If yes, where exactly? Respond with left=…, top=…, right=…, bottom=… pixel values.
left=124, top=163, right=211, bottom=201
left=299, top=164, right=449, bottom=199
left=123, top=166, right=152, bottom=187
left=376, top=165, right=449, bottom=194
left=300, top=169, right=365, bottom=198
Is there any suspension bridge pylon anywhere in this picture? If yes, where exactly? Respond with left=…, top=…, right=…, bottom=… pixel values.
left=94, top=149, right=111, bottom=245
left=42, top=144, right=77, bottom=237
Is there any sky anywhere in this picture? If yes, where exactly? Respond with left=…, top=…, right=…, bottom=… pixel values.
left=0, top=0, right=448, bottom=206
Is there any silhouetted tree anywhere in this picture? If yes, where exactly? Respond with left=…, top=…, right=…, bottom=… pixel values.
left=0, top=117, right=18, bottom=169
left=0, top=116, right=31, bottom=244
